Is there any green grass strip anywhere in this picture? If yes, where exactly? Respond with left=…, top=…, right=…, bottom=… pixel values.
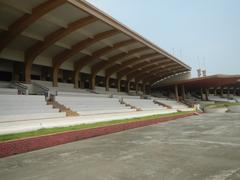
left=0, top=111, right=194, bottom=142
left=206, top=102, right=240, bottom=109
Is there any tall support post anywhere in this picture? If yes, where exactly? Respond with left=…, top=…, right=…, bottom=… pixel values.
left=227, top=87, right=230, bottom=98
left=214, top=87, right=217, bottom=96
left=135, top=82, right=139, bottom=94
left=181, top=85, right=186, bottom=100
left=233, top=87, right=236, bottom=96
left=200, top=88, right=204, bottom=100
left=143, top=83, right=146, bottom=95
left=52, top=67, right=58, bottom=87
left=220, top=87, right=224, bottom=97
left=205, top=88, right=209, bottom=101
left=74, top=72, right=80, bottom=88
left=105, top=76, right=110, bottom=91
left=174, top=84, right=179, bottom=102
left=126, top=81, right=130, bottom=93
left=90, top=75, right=95, bottom=90
left=117, top=79, right=121, bottom=92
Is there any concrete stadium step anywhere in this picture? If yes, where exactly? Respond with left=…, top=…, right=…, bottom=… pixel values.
left=153, top=97, right=189, bottom=110
left=0, top=112, right=66, bottom=123
left=70, top=106, right=130, bottom=111
left=56, top=95, right=133, bottom=115
left=123, top=98, right=165, bottom=110
left=0, top=109, right=60, bottom=115
left=78, top=109, right=136, bottom=115
left=0, top=94, right=65, bottom=122
left=0, top=88, right=18, bottom=95
left=64, top=105, right=127, bottom=108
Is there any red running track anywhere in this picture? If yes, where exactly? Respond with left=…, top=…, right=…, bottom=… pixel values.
left=0, top=112, right=197, bottom=158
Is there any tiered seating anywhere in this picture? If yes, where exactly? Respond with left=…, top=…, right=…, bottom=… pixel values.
left=153, top=97, right=190, bottom=111
left=0, top=88, right=18, bottom=95
left=32, top=80, right=98, bottom=96
left=95, top=86, right=115, bottom=94
left=0, top=81, right=18, bottom=94
left=208, top=95, right=236, bottom=102
left=233, top=96, right=240, bottom=102
left=123, top=98, right=166, bottom=111
left=56, top=96, right=135, bottom=115
left=94, top=86, right=141, bottom=99
left=0, top=95, right=65, bottom=122
left=114, top=94, right=140, bottom=99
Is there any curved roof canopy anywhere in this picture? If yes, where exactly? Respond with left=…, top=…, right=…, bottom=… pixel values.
left=159, top=75, right=240, bottom=88
left=0, top=0, right=190, bottom=86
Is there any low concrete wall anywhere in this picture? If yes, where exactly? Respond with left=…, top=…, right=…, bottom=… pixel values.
left=0, top=112, right=196, bottom=158
left=228, top=105, right=240, bottom=113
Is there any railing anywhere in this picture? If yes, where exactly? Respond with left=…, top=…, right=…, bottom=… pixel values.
left=10, top=81, right=29, bottom=95
left=180, top=99, right=196, bottom=108
left=153, top=100, right=172, bottom=109
left=32, top=81, right=50, bottom=97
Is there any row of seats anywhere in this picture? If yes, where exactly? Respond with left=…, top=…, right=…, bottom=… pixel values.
left=123, top=98, right=166, bottom=111
left=33, top=80, right=142, bottom=99
left=56, top=96, right=135, bottom=115
left=0, top=95, right=66, bottom=123
left=208, top=95, right=236, bottom=102
left=94, top=86, right=142, bottom=99
left=33, top=80, right=90, bottom=94
left=0, top=81, right=18, bottom=95
left=153, top=97, right=189, bottom=109
left=0, top=88, right=18, bottom=95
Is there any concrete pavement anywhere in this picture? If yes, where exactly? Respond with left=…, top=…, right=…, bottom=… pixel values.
left=0, top=113, right=240, bottom=180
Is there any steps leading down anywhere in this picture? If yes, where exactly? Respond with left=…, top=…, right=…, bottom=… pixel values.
left=123, top=98, right=167, bottom=111
left=0, top=95, right=66, bottom=122
left=56, top=96, right=135, bottom=115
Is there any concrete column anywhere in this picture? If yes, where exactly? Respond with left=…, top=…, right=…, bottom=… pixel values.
left=227, top=87, right=230, bottom=98
left=52, top=67, right=58, bottom=87
left=24, top=61, right=32, bottom=84
left=214, top=88, right=217, bottom=96
left=135, top=82, right=139, bottom=94
left=181, top=85, right=186, bottom=100
left=90, top=75, right=96, bottom=90
left=117, top=79, right=121, bottom=92
left=174, top=84, right=179, bottom=102
left=220, top=87, right=224, bottom=97
left=126, top=81, right=130, bottom=93
left=105, top=76, right=110, bottom=91
left=205, top=88, right=209, bottom=101
left=74, top=71, right=79, bottom=88
left=233, top=87, right=236, bottom=96
left=143, top=83, right=146, bottom=95
left=200, top=88, right=204, bottom=100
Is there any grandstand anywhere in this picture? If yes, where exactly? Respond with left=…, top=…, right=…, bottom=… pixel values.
left=1, top=2, right=240, bottom=180
left=0, top=0, right=239, bottom=136
left=0, top=0, right=194, bottom=134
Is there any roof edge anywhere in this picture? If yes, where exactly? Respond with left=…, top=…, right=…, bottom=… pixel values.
left=68, top=0, right=191, bottom=70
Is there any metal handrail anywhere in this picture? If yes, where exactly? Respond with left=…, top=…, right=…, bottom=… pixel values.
left=11, top=81, right=28, bottom=95
left=32, top=81, right=49, bottom=92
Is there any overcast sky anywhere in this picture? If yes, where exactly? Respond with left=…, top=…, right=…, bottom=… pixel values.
left=86, top=0, right=240, bottom=77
